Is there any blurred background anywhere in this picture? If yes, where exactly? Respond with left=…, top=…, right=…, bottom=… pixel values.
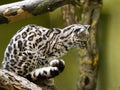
left=0, top=0, right=120, bottom=90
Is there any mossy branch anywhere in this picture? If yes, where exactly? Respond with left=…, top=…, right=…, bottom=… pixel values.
left=78, top=0, right=102, bottom=90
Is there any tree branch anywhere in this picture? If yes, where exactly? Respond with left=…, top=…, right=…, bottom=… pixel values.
left=0, top=68, right=56, bottom=90
left=77, top=0, right=102, bottom=90
left=0, top=0, right=72, bottom=24
left=0, top=69, right=42, bottom=90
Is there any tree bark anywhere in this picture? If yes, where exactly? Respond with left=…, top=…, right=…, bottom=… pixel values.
left=0, top=68, right=57, bottom=90
left=0, top=0, right=73, bottom=24
left=0, top=69, right=42, bottom=90
left=78, top=0, right=102, bottom=90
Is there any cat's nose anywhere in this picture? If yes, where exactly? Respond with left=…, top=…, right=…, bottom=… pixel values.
left=83, top=25, right=90, bottom=35
left=83, top=25, right=90, bottom=30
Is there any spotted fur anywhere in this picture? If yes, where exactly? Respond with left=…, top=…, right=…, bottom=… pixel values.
left=2, top=24, right=89, bottom=82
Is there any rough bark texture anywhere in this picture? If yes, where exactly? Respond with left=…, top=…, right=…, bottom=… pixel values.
left=0, top=68, right=57, bottom=90
left=61, top=0, right=102, bottom=90
left=0, top=0, right=73, bottom=24
left=0, top=69, right=42, bottom=90
left=78, top=0, right=102, bottom=90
